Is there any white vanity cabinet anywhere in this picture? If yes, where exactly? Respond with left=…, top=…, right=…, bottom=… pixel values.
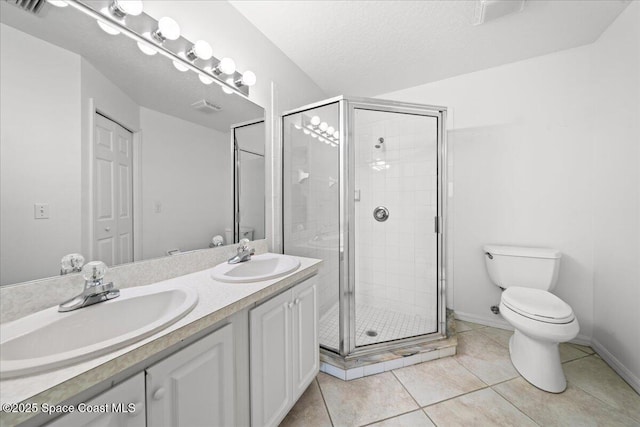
left=250, top=277, right=319, bottom=427
left=145, top=323, right=235, bottom=427
left=46, top=373, right=145, bottom=427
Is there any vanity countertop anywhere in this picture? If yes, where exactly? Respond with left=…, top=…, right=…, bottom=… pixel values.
left=0, top=255, right=321, bottom=427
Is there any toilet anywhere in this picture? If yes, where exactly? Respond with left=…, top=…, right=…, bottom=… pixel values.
left=483, top=245, right=579, bottom=393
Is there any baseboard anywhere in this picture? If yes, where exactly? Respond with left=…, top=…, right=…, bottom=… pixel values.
left=454, top=311, right=512, bottom=330
left=591, top=338, right=640, bottom=394
left=454, top=311, right=591, bottom=347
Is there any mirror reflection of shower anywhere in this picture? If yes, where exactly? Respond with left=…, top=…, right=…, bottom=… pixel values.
left=374, top=137, right=385, bottom=149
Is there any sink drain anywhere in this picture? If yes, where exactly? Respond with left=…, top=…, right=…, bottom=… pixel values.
left=365, top=330, right=378, bottom=337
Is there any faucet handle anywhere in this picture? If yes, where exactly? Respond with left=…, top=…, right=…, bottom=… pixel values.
left=82, top=261, right=107, bottom=284
left=238, top=238, right=250, bottom=252
left=60, top=253, right=85, bottom=275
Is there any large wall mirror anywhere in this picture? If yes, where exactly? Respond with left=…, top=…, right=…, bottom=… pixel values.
left=0, top=1, right=265, bottom=286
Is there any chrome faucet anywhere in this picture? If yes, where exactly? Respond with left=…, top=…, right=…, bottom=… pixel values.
left=58, top=261, right=120, bottom=312
left=228, top=238, right=255, bottom=264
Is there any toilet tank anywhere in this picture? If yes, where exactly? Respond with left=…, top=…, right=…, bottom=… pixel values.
left=483, top=245, right=561, bottom=290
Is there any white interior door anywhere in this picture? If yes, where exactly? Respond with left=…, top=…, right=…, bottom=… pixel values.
left=94, top=113, right=133, bottom=266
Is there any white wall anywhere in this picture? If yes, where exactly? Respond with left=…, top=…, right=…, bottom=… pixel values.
left=0, top=24, right=82, bottom=285
left=380, top=1, right=639, bottom=388
left=381, top=44, right=596, bottom=340
left=591, top=1, right=640, bottom=392
left=140, top=107, right=231, bottom=259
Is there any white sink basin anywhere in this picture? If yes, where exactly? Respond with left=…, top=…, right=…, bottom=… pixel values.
left=210, top=253, right=300, bottom=283
left=0, top=285, right=198, bottom=379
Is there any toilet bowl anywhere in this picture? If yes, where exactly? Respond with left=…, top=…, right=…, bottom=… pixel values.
left=483, top=245, right=579, bottom=393
left=499, top=287, right=579, bottom=392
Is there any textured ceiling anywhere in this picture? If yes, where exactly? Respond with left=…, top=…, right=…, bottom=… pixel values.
left=230, top=0, right=630, bottom=97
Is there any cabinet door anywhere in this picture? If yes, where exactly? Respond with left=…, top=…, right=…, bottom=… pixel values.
left=46, top=373, right=145, bottom=427
left=250, top=289, right=292, bottom=427
left=292, top=277, right=319, bottom=398
left=146, top=324, right=234, bottom=427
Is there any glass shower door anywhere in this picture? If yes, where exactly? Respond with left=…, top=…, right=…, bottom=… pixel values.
left=352, top=107, right=440, bottom=347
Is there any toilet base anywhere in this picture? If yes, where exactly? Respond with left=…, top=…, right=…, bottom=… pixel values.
left=509, top=329, right=567, bottom=393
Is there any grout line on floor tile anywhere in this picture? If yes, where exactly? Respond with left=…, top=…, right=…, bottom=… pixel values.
left=420, top=408, right=438, bottom=427
left=566, top=378, right=640, bottom=423
left=314, top=376, right=336, bottom=427
left=358, top=408, right=426, bottom=427
left=391, top=369, right=423, bottom=409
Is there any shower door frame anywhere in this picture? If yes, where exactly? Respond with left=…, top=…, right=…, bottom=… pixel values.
left=282, top=96, right=448, bottom=359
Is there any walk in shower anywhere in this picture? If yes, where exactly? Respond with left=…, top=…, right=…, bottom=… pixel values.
left=283, top=97, right=446, bottom=359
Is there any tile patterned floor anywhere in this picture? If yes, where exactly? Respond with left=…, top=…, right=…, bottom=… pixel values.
left=281, top=321, right=640, bottom=427
left=319, top=303, right=437, bottom=349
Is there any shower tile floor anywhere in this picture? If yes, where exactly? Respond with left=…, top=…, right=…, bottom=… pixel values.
left=319, top=303, right=438, bottom=349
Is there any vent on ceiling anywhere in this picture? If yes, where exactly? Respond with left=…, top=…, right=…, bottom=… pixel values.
left=191, top=99, right=223, bottom=113
left=5, top=0, right=47, bottom=14
left=473, top=0, right=525, bottom=25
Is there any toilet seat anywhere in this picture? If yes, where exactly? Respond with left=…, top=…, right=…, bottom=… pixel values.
left=501, top=287, right=575, bottom=324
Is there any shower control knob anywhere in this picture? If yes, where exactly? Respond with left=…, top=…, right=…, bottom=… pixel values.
left=373, top=206, right=389, bottom=222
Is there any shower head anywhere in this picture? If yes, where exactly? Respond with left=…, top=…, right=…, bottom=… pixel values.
left=375, top=137, right=384, bottom=149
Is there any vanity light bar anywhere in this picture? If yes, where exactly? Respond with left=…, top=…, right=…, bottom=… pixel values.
left=300, top=115, right=340, bottom=146
left=63, top=0, right=255, bottom=99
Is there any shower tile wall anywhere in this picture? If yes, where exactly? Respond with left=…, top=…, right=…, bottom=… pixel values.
left=355, top=110, right=438, bottom=320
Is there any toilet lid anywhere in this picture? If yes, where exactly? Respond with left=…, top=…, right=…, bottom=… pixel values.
left=501, top=287, right=575, bottom=324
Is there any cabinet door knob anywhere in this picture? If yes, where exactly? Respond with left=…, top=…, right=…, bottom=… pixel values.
left=104, top=226, right=111, bottom=232
left=153, top=387, right=165, bottom=400
left=287, top=301, right=293, bottom=309
left=294, top=298, right=300, bottom=305
left=129, top=402, right=142, bottom=417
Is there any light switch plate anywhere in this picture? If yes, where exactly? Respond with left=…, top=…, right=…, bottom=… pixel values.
left=34, top=203, right=49, bottom=219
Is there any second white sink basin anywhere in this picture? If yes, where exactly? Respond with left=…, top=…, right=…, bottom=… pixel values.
left=0, top=285, right=198, bottom=379
left=210, top=253, right=300, bottom=283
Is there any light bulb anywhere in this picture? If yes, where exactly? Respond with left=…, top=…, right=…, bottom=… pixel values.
left=240, top=70, right=256, bottom=87
left=97, top=18, right=121, bottom=35
left=310, top=116, right=320, bottom=126
left=327, top=126, right=335, bottom=135
left=47, top=0, right=68, bottom=7
left=152, top=17, right=180, bottom=42
left=222, top=78, right=235, bottom=94
left=216, top=57, right=236, bottom=75
left=333, top=131, right=340, bottom=139
left=116, top=0, right=143, bottom=15
left=199, top=70, right=214, bottom=85
left=186, top=40, right=213, bottom=61
left=319, top=122, right=328, bottom=132
left=137, top=37, right=158, bottom=55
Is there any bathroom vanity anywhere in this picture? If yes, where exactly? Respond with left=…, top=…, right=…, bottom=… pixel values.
left=0, top=252, right=321, bottom=427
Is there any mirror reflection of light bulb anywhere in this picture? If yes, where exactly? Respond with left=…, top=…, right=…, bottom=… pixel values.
left=333, top=131, right=340, bottom=139
left=303, top=129, right=311, bottom=135
left=319, top=122, right=328, bottom=132
left=310, top=116, right=320, bottom=126
left=173, top=60, right=189, bottom=72
left=310, top=133, right=318, bottom=138
left=222, top=78, right=235, bottom=94
left=97, top=11, right=121, bottom=35
left=47, top=0, right=68, bottom=7
left=199, top=69, right=214, bottom=85
left=327, top=126, right=335, bottom=135
left=137, top=35, right=158, bottom=55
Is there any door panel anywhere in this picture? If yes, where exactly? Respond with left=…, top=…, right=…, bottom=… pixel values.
left=292, top=277, right=319, bottom=397
left=93, top=113, right=133, bottom=266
